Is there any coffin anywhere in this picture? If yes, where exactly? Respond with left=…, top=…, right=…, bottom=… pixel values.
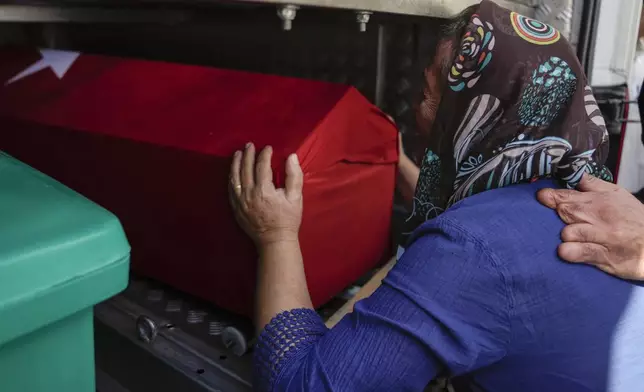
left=0, top=48, right=398, bottom=316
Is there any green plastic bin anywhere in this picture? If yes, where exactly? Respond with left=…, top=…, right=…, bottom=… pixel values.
left=0, top=152, right=130, bottom=392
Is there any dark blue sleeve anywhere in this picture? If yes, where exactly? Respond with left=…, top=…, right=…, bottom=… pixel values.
left=253, top=217, right=512, bottom=392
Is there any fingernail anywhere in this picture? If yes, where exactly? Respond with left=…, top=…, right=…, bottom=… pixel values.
left=246, top=142, right=252, bottom=149
left=234, top=150, right=241, bottom=158
left=288, top=154, right=299, bottom=166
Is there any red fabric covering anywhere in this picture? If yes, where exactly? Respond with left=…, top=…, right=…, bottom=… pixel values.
left=0, top=49, right=398, bottom=316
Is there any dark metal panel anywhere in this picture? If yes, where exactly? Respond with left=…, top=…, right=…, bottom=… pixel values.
left=95, top=291, right=253, bottom=392
left=47, top=6, right=381, bottom=102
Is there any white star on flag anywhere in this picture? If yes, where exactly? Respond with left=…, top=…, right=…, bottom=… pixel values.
left=5, top=49, right=80, bottom=86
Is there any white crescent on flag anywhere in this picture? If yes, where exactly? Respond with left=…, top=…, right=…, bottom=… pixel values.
left=5, top=49, right=80, bottom=86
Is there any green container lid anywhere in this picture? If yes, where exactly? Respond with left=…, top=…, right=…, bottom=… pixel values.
left=0, top=152, right=130, bottom=346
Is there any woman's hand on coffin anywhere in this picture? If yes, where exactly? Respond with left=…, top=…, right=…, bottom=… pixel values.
left=538, top=174, right=644, bottom=281
left=229, top=143, right=303, bottom=248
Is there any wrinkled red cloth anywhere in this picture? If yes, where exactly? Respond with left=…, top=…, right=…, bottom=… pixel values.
left=0, top=48, right=398, bottom=316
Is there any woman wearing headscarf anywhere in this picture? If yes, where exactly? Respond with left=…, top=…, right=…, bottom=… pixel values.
left=229, top=1, right=644, bottom=391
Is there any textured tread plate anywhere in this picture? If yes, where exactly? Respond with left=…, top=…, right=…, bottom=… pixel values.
left=96, top=277, right=254, bottom=391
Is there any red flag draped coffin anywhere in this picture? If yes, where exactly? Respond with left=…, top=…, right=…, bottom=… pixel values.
left=0, top=49, right=398, bottom=316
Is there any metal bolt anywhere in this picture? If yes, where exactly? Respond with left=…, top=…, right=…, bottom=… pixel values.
left=221, top=326, right=248, bottom=356
left=356, top=11, right=372, bottom=32
left=277, top=4, right=299, bottom=31
left=136, top=315, right=158, bottom=344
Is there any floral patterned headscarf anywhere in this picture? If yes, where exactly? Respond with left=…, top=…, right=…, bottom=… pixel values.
left=403, top=0, right=611, bottom=239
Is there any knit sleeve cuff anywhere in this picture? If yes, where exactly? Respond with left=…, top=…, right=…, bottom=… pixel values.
left=253, top=308, right=328, bottom=391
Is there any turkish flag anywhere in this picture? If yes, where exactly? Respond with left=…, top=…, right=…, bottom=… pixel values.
left=0, top=48, right=398, bottom=316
